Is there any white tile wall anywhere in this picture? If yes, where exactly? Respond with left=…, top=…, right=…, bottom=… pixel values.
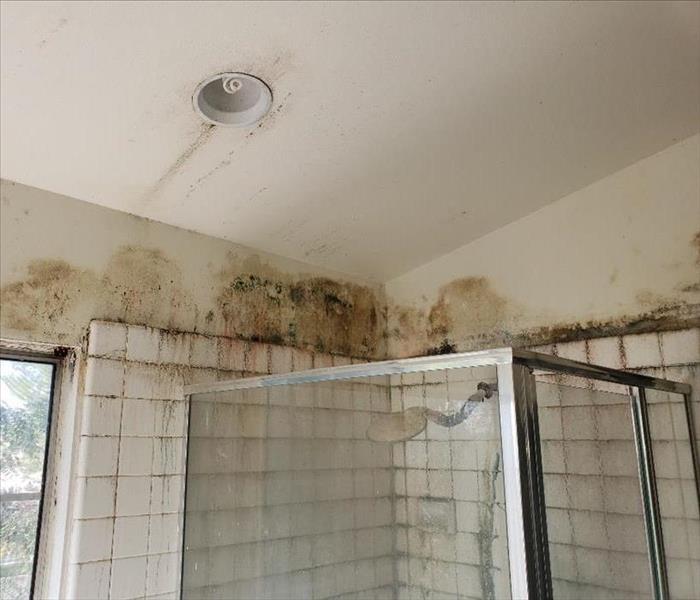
left=68, top=320, right=358, bottom=600
left=70, top=323, right=699, bottom=599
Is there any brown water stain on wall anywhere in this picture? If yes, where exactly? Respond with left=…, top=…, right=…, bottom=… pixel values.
left=215, top=259, right=385, bottom=357
left=0, top=246, right=196, bottom=340
left=390, top=275, right=700, bottom=358
left=0, top=260, right=98, bottom=332
left=1, top=245, right=385, bottom=358
left=101, top=246, right=194, bottom=327
left=390, top=277, right=520, bottom=356
left=428, top=277, right=510, bottom=338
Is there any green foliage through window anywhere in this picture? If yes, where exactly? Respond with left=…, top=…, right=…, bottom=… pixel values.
left=0, top=359, right=54, bottom=600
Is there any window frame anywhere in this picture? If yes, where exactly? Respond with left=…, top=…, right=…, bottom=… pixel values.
left=0, top=348, right=63, bottom=599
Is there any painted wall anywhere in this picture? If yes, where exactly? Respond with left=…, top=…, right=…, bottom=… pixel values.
left=0, top=180, right=386, bottom=359
left=386, top=135, right=700, bottom=357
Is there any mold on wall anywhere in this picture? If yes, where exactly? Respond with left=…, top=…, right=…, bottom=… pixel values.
left=387, top=136, right=700, bottom=357
left=216, top=268, right=381, bottom=356
left=0, top=180, right=386, bottom=358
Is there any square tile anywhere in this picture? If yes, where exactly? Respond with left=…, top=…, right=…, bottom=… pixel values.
left=74, top=476, right=116, bottom=519
left=565, top=441, right=601, bottom=475
left=555, top=341, right=588, bottom=363
left=562, top=406, right=596, bottom=440
left=453, top=470, right=478, bottom=501
left=405, top=441, right=427, bottom=469
left=116, top=476, right=151, bottom=516
left=660, top=329, right=700, bottom=366
left=126, top=325, right=160, bottom=363
left=190, top=334, right=218, bottom=369
left=148, top=513, right=181, bottom=554
left=84, top=358, right=124, bottom=397
left=121, top=399, right=156, bottom=436
left=88, top=321, right=127, bottom=359
left=124, top=363, right=183, bottom=401
left=119, top=437, right=154, bottom=476
left=427, top=441, right=450, bottom=470
left=113, top=515, right=149, bottom=558
left=270, top=344, right=293, bottom=374
left=110, top=556, right=147, bottom=600
left=246, top=342, right=270, bottom=373
left=160, top=331, right=192, bottom=365
left=146, top=552, right=180, bottom=596
left=587, top=336, right=624, bottom=369
left=152, top=438, right=185, bottom=475
left=623, top=332, right=662, bottom=368
left=77, top=436, right=119, bottom=476
left=596, top=405, right=633, bottom=440
left=71, top=518, right=113, bottom=563
left=81, top=396, right=121, bottom=436
left=153, top=400, right=186, bottom=437
left=71, top=560, right=111, bottom=600
left=600, top=440, right=638, bottom=476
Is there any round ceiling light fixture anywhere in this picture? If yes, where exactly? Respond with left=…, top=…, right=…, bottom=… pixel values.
left=193, top=72, right=272, bottom=127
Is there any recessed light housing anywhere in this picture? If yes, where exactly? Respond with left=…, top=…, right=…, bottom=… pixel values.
left=193, top=72, right=272, bottom=127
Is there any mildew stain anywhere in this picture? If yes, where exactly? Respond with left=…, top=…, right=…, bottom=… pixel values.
left=428, top=277, right=510, bottom=339
left=37, top=17, right=68, bottom=48
left=477, top=453, right=501, bottom=600
left=390, top=274, right=700, bottom=357
left=0, top=246, right=194, bottom=337
left=184, top=91, right=292, bottom=200
left=101, top=246, right=193, bottom=327
left=143, top=124, right=216, bottom=204
left=215, top=261, right=384, bottom=357
left=0, top=259, right=97, bottom=332
left=1, top=246, right=385, bottom=357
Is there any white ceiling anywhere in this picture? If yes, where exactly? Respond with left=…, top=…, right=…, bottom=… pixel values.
left=2, top=1, right=699, bottom=281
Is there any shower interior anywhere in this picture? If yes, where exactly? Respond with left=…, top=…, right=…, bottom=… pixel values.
left=181, top=348, right=699, bottom=600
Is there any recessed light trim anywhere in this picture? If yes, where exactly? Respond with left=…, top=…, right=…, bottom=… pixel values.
left=193, top=72, right=272, bottom=127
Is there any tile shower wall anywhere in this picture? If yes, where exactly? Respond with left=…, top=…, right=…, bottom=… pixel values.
left=389, top=327, right=698, bottom=600
left=391, top=366, right=511, bottom=600
left=65, top=320, right=348, bottom=600
left=532, top=328, right=700, bottom=600
left=67, top=322, right=698, bottom=600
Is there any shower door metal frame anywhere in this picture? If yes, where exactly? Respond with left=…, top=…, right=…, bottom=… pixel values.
left=514, top=349, right=697, bottom=600
left=183, top=347, right=696, bottom=600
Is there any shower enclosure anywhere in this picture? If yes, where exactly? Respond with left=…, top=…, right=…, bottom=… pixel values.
left=181, top=348, right=699, bottom=600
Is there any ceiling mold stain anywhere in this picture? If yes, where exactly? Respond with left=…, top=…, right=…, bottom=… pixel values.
left=142, top=124, right=216, bottom=205
left=37, top=17, right=68, bottom=49
left=183, top=92, right=291, bottom=202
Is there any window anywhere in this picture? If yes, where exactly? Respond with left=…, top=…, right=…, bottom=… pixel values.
left=0, top=356, right=57, bottom=600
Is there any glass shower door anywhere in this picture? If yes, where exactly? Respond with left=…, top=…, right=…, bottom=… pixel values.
left=182, top=361, right=516, bottom=600
left=536, top=381, right=654, bottom=599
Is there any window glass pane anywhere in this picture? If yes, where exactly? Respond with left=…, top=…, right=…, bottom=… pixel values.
left=0, top=359, right=54, bottom=600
